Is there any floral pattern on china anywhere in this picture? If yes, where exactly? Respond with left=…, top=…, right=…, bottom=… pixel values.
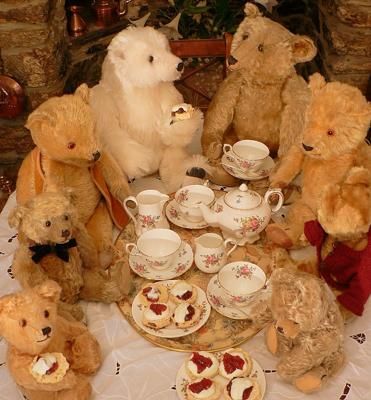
left=138, top=214, right=160, bottom=229
left=176, top=189, right=189, bottom=204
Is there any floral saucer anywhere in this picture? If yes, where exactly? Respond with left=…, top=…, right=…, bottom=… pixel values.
left=176, top=352, right=266, bottom=400
left=221, top=154, right=275, bottom=181
left=131, top=280, right=211, bottom=338
left=165, top=199, right=208, bottom=229
left=206, top=275, right=271, bottom=320
left=128, top=241, right=193, bottom=280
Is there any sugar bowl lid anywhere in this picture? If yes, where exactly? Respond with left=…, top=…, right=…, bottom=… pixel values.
left=224, top=183, right=262, bottom=210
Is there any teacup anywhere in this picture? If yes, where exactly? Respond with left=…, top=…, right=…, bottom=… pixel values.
left=223, top=140, right=269, bottom=173
left=175, top=184, right=215, bottom=223
left=125, top=228, right=181, bottom=270
left=194, top=233, right=237, bottom=273
left=217, top=261, right=266, bottom=308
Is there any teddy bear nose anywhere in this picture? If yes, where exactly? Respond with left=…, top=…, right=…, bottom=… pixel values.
left=42, top=326, right=51, bottom=336
left=302, top=143, right=314, bottom=152
left=176, top=62, right=184, bottom=72
left=228, top=55, right=238, bottom=65
left=62, top=229, right=70, bottom=238
left=92, top=151, right=101, bottom=161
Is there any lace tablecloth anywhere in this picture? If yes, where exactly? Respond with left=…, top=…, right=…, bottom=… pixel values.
left=0, top=193, right=370, bottom=400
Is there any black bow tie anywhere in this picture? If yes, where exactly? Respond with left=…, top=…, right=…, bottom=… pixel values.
left=29, top=238, right=77, bottom=263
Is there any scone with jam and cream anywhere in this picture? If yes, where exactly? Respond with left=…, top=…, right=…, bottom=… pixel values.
left=224, top=377, right=261, bottom=400
left=142, top=302, right=171, bottom=329
left=186, top=377, right=220, bottom=400
left=169, top=281, right=197, bottom=304
left=30, top=352, right=69, bottom=384
left=172, top=303, right=201, bottom=328
left=186, top=351, right=219, bottom=378
left=218, top=348, right=253, bottom=379
left=140, top=283, right=169, bottom=306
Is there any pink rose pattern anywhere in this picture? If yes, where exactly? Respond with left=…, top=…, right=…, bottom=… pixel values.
left=138, top=214, right=160, bottom=228
left=234, top=264, right=254, bottom=279
left=233, top=215, right=265, bottom=234
left=176, top=189, right=189, bottom=204
left=201, top=253, right=223, bottom=267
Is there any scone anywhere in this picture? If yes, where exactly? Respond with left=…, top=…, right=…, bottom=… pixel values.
left=172, top=303, right=201, bottom=328
left=30, top=352, right=69, bottom=384
left=171, top=103, right=194, bottom=122
left=140, top=283, right=168, bottom=305
left=186, top=377, right=220, bottom=400
left=169, top=281, right=197, bottom=304
left=186, top=351, right=219, bottom=378
left=218, top=348, right=253, bottom=379
left=142, top=303, right=171, bottom=329
left=224, top=377, right=261, bottom=400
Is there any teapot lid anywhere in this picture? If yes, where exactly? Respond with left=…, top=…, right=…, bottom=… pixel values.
left=224, top=183, right=261, bottom=210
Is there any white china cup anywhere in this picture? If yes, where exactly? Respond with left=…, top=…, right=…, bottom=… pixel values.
left=125, top=228, right=181, bottom=270
left=217, top=261, right=266, bottom=308
left=175, top=184, right=215, bottom=223
left=223, top=140, right=269, bottom=173
left=194, top=233, right=237, bottom=273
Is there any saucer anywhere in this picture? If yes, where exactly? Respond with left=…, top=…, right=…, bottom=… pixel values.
left=128, top=241, right=193, bottom=280
left=206, top=275, right=271, bottom=320
left=221, top=154, right=275, bottom=181
left=132, top=280, right=211, bottom=338
left=176, top=352, right=266, bottom=400
left=165, top=199, right=208, bottom=229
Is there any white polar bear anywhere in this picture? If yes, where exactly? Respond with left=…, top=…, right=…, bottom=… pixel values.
left=90, top=26, right=210, bottom=192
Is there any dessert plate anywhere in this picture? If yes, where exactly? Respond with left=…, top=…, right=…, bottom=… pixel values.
left=166, top=199, right=208, bottom=229
left=176, top=353, right=266, bottom=400
left=128, top=241, right=193, bottom=281
left=206, top=275, right=271, bottom=320
left=131, top=280, right=211, bottom=338
left=221, top=154, right=275, bottom=181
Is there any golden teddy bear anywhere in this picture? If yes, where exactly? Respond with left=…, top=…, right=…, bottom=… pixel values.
left=8, top=191, right=131, bottom=321
left=266, top=268, right=345, bottom=393
left=201, top=2, right=317, bottom=185
left=266, top=73, right=371, bottom=249
left=16, top=84, right=131, bottom=270
left=0, top=280, right=101, bottom=400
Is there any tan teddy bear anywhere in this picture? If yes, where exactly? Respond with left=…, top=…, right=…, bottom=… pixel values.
left=8, top=191, right=130, bottom=321
left=266, top=73, right=371, bottom=249
left=0, top=280, right=101, bottom=400
left=266, top=268, right=345, bottom=394
left=201, top=2, right=317, bottom=185
left=16, top=84, right=131, bottom=269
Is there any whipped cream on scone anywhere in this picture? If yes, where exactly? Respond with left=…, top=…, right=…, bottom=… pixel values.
left=186, top=351, right=219, bottom=378
left=30, top=352, right=69, bottom=384
left=171, top=103, right=194, bottom=122
left=172, top=302, right=201, bottom=328
left=224, top=377, right=261, bottom=400
left=219, top=348, right=252, bottom=379
left=170, top=281, right=197, bottom=304
left=142, top=302, right=171, bottom=329
left=140, top=283, right=168, bottom=305
left=186, top=377, right=220, bottom=400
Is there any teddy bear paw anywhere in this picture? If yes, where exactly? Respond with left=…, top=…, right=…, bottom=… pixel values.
left=294, top=371, right=324, bottom=394
left=265, top=224, right=293, bottom=248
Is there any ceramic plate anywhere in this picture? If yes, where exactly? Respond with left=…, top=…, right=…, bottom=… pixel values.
left=176, top=353, right=266, bottom=400
left=131, top=280, right=211, bottom=338
left=206, top=276, right=271, bottom=320
left=166, top=199, right=208, bottom=229
left=128, top=241, right=193, bottom=280
left=221, top=154, right=275, bottom=181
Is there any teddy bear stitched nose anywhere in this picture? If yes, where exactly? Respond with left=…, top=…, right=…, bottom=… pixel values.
left=92, top=151, right=101, bottom=161
left=42, top=326, right=51, bottom=336
left=227, top=55, right=238, bottom=65
left=176, top=62, right=184, bottom=72
left=302, top=143, right=314, bottom=152
left=62, top=229, right=70, bottom=239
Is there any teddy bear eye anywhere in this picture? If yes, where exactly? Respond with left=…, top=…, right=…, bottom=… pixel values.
left=45, top=220, right=51, bottom=227
left=327, top=129, right=335, bottom=136
left=20, top=319, right=27, bottom=327
left=64, top=215, right=69, bottom=221
left=258, top=44, right=264, bottom=52
left=44, top=310, right=49, bottom=318
left=67, top=142, right=76, bottom=150
left=242, top=33, right=249, bottom=40
left=148, top=55, right=154, bottom=63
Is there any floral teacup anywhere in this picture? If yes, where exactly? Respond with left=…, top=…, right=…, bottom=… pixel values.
left=217, top=261, right=266, bottom=308
left=194, top=233, right=237, bottom=273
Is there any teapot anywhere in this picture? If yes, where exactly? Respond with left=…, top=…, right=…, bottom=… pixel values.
left=198, top=183, right=283, bottom=245
left=123, top=190, right=170, bottom=237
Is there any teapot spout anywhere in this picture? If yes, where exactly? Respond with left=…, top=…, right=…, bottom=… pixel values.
left=199, top=203, right=219, bottom=226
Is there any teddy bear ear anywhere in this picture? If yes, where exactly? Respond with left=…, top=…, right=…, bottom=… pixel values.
left=25, top=108, right=56, bottom=134
left=74, top=83, right=90, bottom=104
left=8, top=205, right=27, bottom=229
left=35, top=280, right=62, bottom=303
left=291, top=35, right=317, bottom=64
left=308, top=73, right=327, bottom=94
left=244, top=3, right=261, bottom=18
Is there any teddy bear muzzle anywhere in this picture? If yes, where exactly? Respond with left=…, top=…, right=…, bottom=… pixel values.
left=37, top=326, right=52, bottom=342
left=92, top=151, right=101, bottom=161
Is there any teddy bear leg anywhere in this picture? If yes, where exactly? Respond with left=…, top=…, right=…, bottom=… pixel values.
left=266, top=323, right=292, bottom=356
left=69, top=333, right=101, bottom=375
left=294, top=366, right=327, bottom=393
left=86, top=201, right=114, bottom=269
left=57, top=375, right=92, bottom=400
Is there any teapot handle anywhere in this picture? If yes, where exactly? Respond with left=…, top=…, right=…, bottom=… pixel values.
left=264, top=189, right=284, bottom=213
left=123, top=196, right=139, bottom=226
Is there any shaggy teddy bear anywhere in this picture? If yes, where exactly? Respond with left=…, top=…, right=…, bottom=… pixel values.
left=0, top=280, right=101, bottom=400
left=266, top=73, right=371, bottom=249
left=90, top=26, right=212, bottom=193
left=266, top=268, right=345, bottom=394
left=16, top=84, right=130, bottom=269
left=201, top=2, right=316, bottom=185
left=8, top=191, right=130, bottom=320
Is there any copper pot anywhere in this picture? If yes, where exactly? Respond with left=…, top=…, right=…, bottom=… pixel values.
left=93, top=0, right=132, bottom=27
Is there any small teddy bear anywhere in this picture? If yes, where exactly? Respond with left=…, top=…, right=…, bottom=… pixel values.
left=0, top=280, right=101, bottom=400
left=16, top=84, right=131, bottom=270
left=9, top=191, right=130, bottom=320
left=266, top=73, right=371, bottom=249
left=266, top=268, right=345, bottom=394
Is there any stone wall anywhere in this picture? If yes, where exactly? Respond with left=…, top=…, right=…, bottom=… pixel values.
left=0, top=0, right=68, bottom=177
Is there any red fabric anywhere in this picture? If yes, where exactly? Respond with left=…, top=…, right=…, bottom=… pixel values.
left=304, top=220, right=371, bottom=316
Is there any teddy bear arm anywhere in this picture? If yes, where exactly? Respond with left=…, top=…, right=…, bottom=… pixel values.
left=12, top=250, right=49, bottom=289
left=270, top=145, right=304, bottom=188
left=73, top=225, right=100, bottom=270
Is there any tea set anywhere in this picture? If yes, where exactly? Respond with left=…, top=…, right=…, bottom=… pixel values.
left=124, top=139, right=281, bottom=320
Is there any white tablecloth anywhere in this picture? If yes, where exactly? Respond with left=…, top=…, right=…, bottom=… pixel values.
left=0, top=192, right=370, bottom=400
